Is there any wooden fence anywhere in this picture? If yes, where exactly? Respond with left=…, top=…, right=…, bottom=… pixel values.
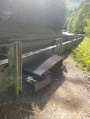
left=0, top=33, right=84, bottom=96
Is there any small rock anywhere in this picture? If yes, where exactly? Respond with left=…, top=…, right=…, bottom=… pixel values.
left=27, top=110, right=33, bottom=112
left=88, top=85, right=90, bottom=89
left=79, top=112, right=82, bottom=115
left=67, top=99, right=70, bottom=102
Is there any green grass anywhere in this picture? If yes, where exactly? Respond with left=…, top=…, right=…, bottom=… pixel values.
left=71, top=37, right=90, bottom=72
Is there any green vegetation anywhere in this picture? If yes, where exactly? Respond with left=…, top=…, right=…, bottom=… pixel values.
left=64, top=0, right=82, bottom=29
left=26, top=76, right=36, bottom=84
left=67, top=1, right=90, bottom=72
left=67, top=0, right=90, bottom=37
left=84, top=18, right=90, bottom=38
left=0, top=75, right=21, bottom=92
left=71, top=37, right=90, bottom=72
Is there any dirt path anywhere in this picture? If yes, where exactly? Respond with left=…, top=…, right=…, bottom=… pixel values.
left=0, top=56, right=90, bottom=119
left=29, top=56, right=90, bottom=119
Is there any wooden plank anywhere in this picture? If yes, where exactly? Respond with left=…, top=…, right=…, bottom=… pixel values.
left=24, top=54, right=63, bottom=76
left=22, top=45, right=57, bottom=58
left=62, top=40, right=71, bottom=45
left=0, top=45, right=57, bottom=65
left=18, top=41, right=22, bottom=94
left=35, top=77, right=51, bottom=92
left=14, top=42, right=22, bottom=96
left=0, top=59, right=8, bottom=66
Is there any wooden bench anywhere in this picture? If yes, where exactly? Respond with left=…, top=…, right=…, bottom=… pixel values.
left=24, top=54, right=63, bottom=92
left=24, top=54, right=63, bottom=76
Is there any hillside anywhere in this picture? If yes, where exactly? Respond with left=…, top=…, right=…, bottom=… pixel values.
left=67, top=0, right=90, bottom=37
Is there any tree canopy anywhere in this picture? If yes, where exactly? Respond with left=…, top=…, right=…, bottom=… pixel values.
left=67, top=0, right=90, bottom=37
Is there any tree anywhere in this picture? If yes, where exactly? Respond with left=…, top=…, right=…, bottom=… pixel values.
left=84, top=18, right=90, bottom=37
left=67, top=1, right=90, bottom=35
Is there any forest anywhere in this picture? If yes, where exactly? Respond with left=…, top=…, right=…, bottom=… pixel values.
left=67, top=0, right=90, bottom=37
left=67, top=0, right=90, bottom=72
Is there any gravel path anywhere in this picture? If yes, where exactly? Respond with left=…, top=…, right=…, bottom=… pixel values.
left=0, top=56, right=90, bottom=119
left=29, top=56, right=90, bottom=119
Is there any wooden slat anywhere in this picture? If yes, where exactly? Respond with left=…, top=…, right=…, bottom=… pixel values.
left=0, top=45, right=56, bottom=66
left=22, top=45, right=57, bottom=58
left=35, top=77, right=51, bottom=92
left=24, top=54, right=63, bottom=76
left=0, top=59, right=8, bottom=65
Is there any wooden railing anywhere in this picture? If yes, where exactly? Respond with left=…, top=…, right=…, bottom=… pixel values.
left=0, top=42, right=22, bottom=96
left=0, top=33, right=84, bottom=96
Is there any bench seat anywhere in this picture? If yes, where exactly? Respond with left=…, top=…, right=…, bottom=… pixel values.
left=24, top=54, right=63, bottom=76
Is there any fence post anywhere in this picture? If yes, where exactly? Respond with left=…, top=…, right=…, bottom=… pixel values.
left=18, top=41, right=22, bottom=94
left=59, top=38, right=62, bottom=55
left=9, top=43, right=15, bottom=76
left=14, top=42, right=22, bottom=96
left=71, top=35, right=74, bottom=48
left=9, top=42, right=22, bottom=97
left=54, top=38, right=62, bottom=55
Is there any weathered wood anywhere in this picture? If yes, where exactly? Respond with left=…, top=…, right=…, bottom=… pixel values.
left=0, top=45, right=57, bottom=66
left=59, top=38, right=62, bottom=55
left=18, top=41, right=22, bottom=94
left=8, top=43, right=15, bottom=74
left=62, top=40, right=72, bottom=45
left=54, top=38, right=60, bottom=55
left=14, top=42, right=22, bottom=96
left=35, top=76, right=51, bottom=92
left=0, top=59, right=8, bottom=66
left=0, top=34, right=84, bottom=94
left=24, top=54, right=63, bottom=76
left=8, top=42, right=22, bottom=96
left=22, top=45, right=57, bottom=58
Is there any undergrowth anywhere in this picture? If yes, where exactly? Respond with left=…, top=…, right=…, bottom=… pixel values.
left=71, top=37, right=90, bottom=73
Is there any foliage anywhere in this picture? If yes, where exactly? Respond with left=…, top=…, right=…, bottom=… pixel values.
left=84, top=18, right=90, bottom=38
left=71, top=37, right=90, bottom=72
left=26, top=76, right=36, bottom=84
left=10, top=75, right=21, bottom=89
left=67, top=16, right=74, bottom=32
left=65, top=0, right=80, bottom=29
left=0, top=75, right=21, bottom=92
left=67, top=1, right=90, bottom=37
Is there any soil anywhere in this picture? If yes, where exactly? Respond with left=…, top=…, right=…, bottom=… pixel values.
left=0, top=55, right=90, bottom=119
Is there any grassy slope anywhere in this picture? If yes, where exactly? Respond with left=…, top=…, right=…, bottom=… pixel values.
left=71, top=37, right=90, bottom=72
